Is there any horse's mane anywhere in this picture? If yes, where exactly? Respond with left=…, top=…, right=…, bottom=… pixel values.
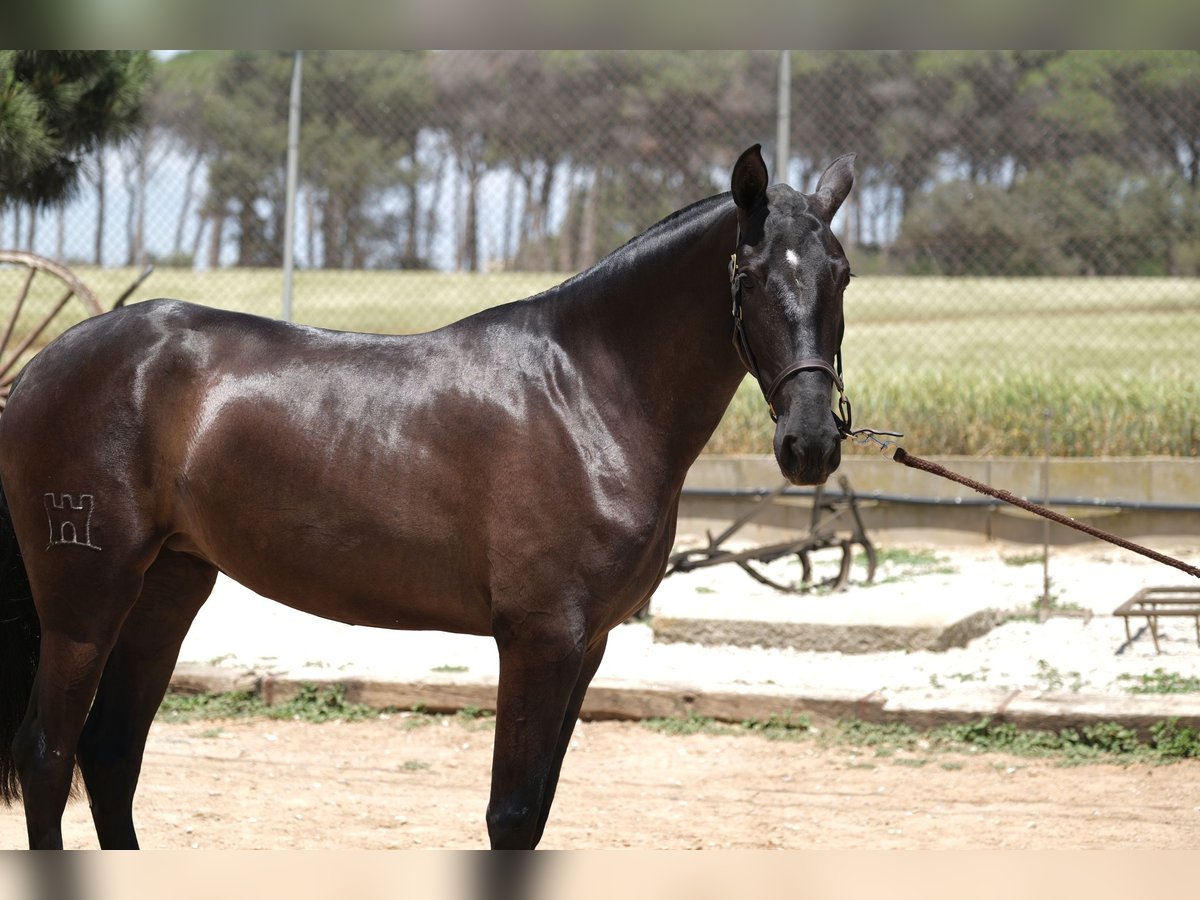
left=521, top=192, right=733, bottom=306
left=609, top=192, right=732, bottom=258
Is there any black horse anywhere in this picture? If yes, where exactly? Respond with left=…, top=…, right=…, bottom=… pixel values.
left=0, top=144, right=854, bottom=849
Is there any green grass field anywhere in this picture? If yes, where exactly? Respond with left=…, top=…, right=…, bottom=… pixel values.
left=72, top=266, right=563, bottom=333
left=718, top=277, right=1199, bottom=458
left=2, top=265, right=1196, bottom=457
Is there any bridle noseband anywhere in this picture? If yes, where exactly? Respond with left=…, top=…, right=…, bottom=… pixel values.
left=729, top=250, right=853, bottom=432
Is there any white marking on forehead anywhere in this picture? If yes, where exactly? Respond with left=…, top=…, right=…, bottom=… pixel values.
left=785, top=249, right=801, bottom=269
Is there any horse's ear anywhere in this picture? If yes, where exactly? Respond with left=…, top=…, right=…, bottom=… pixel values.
left=731, top=144, right=768, bottom=213
left=811, top=153, right=856, bottom=224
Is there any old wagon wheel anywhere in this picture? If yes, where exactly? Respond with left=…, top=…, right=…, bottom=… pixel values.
left=0, top=251, right=106, bottom=413
left=736, top=539, right=856, bottom=594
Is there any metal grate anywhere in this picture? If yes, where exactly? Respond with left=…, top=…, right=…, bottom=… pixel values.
left=1113, top=586, right=1200, bottom=653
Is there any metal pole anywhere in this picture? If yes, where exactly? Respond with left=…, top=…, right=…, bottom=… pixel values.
left=1040, top=407, right=1052, bottom=621
left=282, top=51, right=303, bottom=322
left=775, top=50, right=791, bottom=184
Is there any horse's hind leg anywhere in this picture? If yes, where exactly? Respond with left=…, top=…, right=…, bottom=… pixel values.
left=13, top=567, right=145, bottom=849
left=77, top=550, right=217, bottom=849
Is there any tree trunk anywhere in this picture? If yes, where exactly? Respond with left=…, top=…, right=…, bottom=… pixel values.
left=191, top=217, right=206, bottom=268
left=514, top=169, right=534, bottom=269
left=848, top=190, right=859, bottom=249
left=122, top=154, right=137, bottom=266
left=404, top=172, right=420, bottom=265
left=531, top=162, right=556, bottom=271
left=347, top=190, right=365, bottom=270
left=555, top=172, right=579, bottom=273
left=207, top=211, right=224, bottom=269
left=453, top=147, right=466, bottom=271
left=173, top=152, right=203, bottom=259
left=94, top=153, right=106, bottom=265
left=578, top=168, right=599, bottom=270
left=56, top=202, right=65, bottom=260
left=320, top=194, right=342, bottom=270
left=235, top=201, right=253, bottom=267
left=422, top=154, right=447, bottom=266
left=305, top=190, right=316, bottom=268
left=269, top=196, right=285, bottom=268
left=135, top=139, right=148, bottom=266
left=463, top=158, right=480, bottom=273
left=502, top=171, right=516, bottom=270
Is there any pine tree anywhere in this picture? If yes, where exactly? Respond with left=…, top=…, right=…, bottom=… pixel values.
left=0, top=50, right=153, bottom=208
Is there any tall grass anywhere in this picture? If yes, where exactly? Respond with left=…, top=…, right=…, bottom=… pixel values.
left=707, top=276, right=1200, bottom=457
left=709, top=367, right=1200, bottom=457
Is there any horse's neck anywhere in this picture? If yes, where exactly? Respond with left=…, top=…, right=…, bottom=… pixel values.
left=558, top=199, right=747, bottom=472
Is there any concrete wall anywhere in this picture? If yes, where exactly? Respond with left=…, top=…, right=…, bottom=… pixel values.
left=681, top=455, right=1200, bottom=547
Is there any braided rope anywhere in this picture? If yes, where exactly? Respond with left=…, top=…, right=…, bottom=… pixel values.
left=892, top=448, right=1200, bottom=580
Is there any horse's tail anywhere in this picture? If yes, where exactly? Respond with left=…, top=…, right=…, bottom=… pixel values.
left=0, top=480, right=37, bottom=805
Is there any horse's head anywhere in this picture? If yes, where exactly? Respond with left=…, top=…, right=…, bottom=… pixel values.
left=729, top=144, right=855, bottom=486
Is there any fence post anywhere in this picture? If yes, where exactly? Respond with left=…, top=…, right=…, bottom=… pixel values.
left=775, top=50, right=790, bottom=184
left=282, top=51, right=303, bottom=323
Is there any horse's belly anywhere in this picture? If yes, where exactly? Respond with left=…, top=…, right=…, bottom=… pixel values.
left=166, top=497, right=495, bottom=636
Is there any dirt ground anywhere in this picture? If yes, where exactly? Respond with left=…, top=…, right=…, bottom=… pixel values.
left=1, top=715, right=1197, bottom=850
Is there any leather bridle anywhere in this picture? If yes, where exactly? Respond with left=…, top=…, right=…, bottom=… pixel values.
left=728, top=249, right=853, bottom=432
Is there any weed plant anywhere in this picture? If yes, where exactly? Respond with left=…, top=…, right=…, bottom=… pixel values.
left=158, top=683, right=378, bottom=723
left=1118, top=669, right=1200, bottom=694
left=638, top=712, right=1200, bottom=763
left=158, top=689, right=1200, bottom=762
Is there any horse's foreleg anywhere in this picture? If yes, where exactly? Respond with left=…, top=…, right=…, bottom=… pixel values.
left=77, top=551, right=217, bottom=849
left=530, top=634, right=607, bottom=848
left=486, top=616, right=590, bottom=850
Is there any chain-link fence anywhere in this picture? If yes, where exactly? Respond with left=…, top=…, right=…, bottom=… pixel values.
left=1, top=50, right=1198, bottom=455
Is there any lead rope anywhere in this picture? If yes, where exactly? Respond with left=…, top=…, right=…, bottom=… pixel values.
left=820, top=381, right=1199, bottom=578
left=884, top=447, right=1200, bottom=580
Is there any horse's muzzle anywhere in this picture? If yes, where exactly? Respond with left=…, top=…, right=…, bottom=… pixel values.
left=774, top=415, right=842, bottom=486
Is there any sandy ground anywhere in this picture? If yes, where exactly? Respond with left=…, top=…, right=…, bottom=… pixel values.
left=2, top=541, right=1199, bottom=851
left=1, top=714, right=1197, bottom=851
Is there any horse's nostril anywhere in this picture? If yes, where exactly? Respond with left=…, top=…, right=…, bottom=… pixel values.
left=781, top=434, right=803, bottom=467
left=824, top=439, right=842, bottom=471
left=784, top=435, right=817, bottom=475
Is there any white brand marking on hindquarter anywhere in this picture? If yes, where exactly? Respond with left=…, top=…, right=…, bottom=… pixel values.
left=44, top=493, right=102, bottom=551
left=785, top=249, right=801, bottom=269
